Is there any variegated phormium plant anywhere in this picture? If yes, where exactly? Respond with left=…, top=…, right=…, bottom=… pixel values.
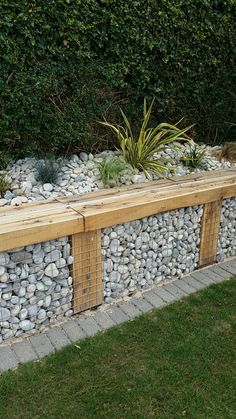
left=99, top=98, right=193, bottom=177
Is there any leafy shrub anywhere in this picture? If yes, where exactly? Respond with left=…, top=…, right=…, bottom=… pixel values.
left=0, top=0, right=235, bottom=158
left=100, top=99, right=192, bottom=176
left=36, top=156, right=63, bottom=184
left=181, top=144, right=207, bottom=169
left=0, top=175, right=11, bottom=197
left=97, top=157, right=130, bottom=187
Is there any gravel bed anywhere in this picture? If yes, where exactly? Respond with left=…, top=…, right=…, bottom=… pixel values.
left=0, top=145, right=235, bottom=342
left=0, top=145, right=234, bottom=207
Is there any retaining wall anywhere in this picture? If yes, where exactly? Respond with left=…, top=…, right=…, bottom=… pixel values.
left=0, top=169, right=236, bottom=342
left=1, top=200, right=235, bottom=342
left=217, top=198, right=236, bottom=261
left=0, top=239, right=73, bottom=342
left=102, top=205, right=203, bottom=302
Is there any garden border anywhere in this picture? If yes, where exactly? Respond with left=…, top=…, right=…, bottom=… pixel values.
left=0, top=168, right=236, bottom=314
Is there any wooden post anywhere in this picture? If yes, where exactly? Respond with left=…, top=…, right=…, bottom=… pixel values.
left=199, top=200, right=222, bottom=267
left=71, top=230, right=103, bottom=313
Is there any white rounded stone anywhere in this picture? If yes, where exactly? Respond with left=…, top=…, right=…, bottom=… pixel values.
left=45, top=263, right=59, bottom=278
left=0, top=308, right=10, bottom=321
left=20, top=320, right=35, bottom=331
left=43, top=183, right=54, bottom=192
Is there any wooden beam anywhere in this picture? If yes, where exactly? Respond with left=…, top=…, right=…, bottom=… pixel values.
left=0, top=205, right=84, bottom=252
left=58, top=167, right=236, bottom=206
left=0, top=168, right=235, bottom=251
left=78, top=180, right=236, bottom=231
left=71, top=231, right=103, bottom=313
left=199, top=200, right=222, bottom=267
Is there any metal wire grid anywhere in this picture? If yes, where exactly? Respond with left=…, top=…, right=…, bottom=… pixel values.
left=1, top=201, right=233, bottom=342
left=0, top=236, right=73, bottom=341
left=217, top=198, right=236, bottom=261
left=101, top=205, right=204, bottom=302
left=71, top=231, right=103, bottom=313
left=199, top=200, right=223, bottom=267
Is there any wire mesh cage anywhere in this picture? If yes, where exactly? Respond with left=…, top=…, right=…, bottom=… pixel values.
left=0, top=176, right=236, bottom=343
left=71, top=231, right=102, bottom=314
left=101, top=205, right=203, bottom=303
left=0, top=230, right=104, bottom=342
left=0, top=237, right=73, bottom=341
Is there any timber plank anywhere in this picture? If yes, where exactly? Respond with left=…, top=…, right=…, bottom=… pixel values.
left=199, top=201, right=222, bottom=267
left=0, top=168, right=235, bottom=218
left=0, top=209, right=83, bottom=252
left=72, top=231, right=102, bottom=313
left=58, top=168, right=236, bottom=205
left=0, top=169, right=235, bottom=251
left=76, top=180, right=236, bottom=231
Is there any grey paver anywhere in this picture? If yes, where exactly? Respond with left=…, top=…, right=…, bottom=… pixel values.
left=191, top=271, right=215, bottom=286
left=118, top=301, right=142, bottom=319
left=143, top=290, right=166, bottom=308
left=173, top=279, right=197, bottom=295
left=46, top=327, right=70, bottom=350
left=0, top=347, right=18, bottom=372
left=0, top=259, right=235, bottom=374
left=201, top=268, right=226, bottom=283
left=183, top=275, right=206, bottom=290
left=218, top=261, right=236, bottom=276
left=78, top=316, right=101, bottom=336
left=106, top=306, right=130, bottom=325
left=30, top=334, right=55, bottom=358
left=62, top=320, right=86, bottom=342
left=163, top=283, right=187, bottom=299
left=13, top=339, right=38, bottom=364
left=132, top=297, right=153, bottom=313
left=153, top=286, right=177, bottom=303
left=209, top=265, right=231, bottom=280
left=94, top=311, right=116, bottom=330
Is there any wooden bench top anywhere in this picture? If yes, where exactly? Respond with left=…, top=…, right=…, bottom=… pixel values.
left=0, top=168, right=236, bottom=251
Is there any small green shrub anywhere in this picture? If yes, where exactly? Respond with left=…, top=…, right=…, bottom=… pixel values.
left=181, top=144, right=207, bottom=169
left=0, top=175, right=11, bottom=196
left=100, top=98, right=192, bottom=176
left=0, top=152, right=11, bottom=170
left=36, top=156, right=63, bottom=184
left=97, top=157, right=129, bottom=186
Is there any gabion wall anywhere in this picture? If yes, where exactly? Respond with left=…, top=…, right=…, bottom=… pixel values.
left=102, top=206, right=203, bottom=303
left=0, top=200, right=235, bottom=343
left=217, top=198, right=236, bottom=262
left=0, top=238, right=73, bottom=342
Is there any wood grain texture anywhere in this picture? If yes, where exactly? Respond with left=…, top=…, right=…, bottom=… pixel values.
left=0, top=204, right=84, bottom=252
left=0, top=168, right=235, bottom=251
left=199, top=200, right=222, bottom=267
left=79, top=179, right=236, bottom=231
left=72, top=231, right=103, bottom=313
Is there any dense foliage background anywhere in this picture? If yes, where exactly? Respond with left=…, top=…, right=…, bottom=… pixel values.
left=1, top=0, right=235, bottom=157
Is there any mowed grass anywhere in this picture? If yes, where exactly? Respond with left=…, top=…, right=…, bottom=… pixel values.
left=0, top=279, right=236, bottom=419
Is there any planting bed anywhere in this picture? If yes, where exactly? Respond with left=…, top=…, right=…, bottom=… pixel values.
left=0, top=145, right=235, bottom=343
left=0, top=144, right=235, bottom=208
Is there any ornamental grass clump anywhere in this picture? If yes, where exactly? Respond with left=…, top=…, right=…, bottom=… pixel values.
left=36, top=155, right=63, bottom=184
left=99, top=98, right=193, bottom=177
left=181, top=144, right=207, bottom=169
left=36, top=156, right=60, bottom=183
left=97, top=157, right=130, bottom=187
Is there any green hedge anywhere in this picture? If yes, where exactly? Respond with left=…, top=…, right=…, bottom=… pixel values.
left=0, top=0, right=235, bottom=157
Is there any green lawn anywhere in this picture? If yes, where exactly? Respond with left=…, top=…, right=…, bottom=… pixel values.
left=0, top=279, right=236, bottom=419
